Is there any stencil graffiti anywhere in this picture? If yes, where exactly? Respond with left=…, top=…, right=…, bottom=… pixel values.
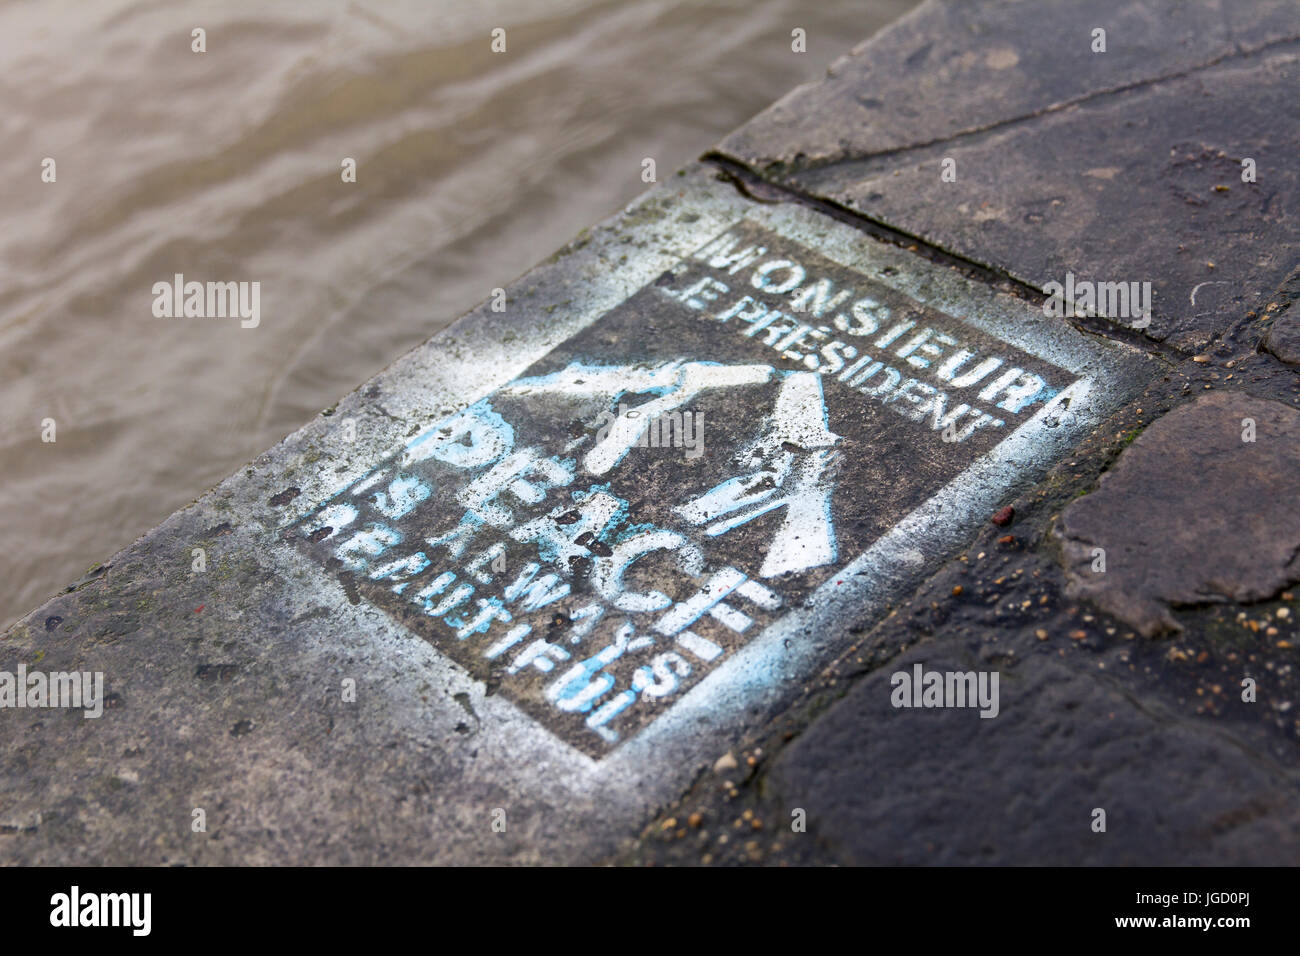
left=288, top=222, right=1078, bottom=755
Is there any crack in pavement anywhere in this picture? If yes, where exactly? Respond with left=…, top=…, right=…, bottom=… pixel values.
left=703, top=154, right=1185, bottom=364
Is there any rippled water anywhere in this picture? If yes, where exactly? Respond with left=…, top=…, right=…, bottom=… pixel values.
left=0, top=0, right=914, bottom=627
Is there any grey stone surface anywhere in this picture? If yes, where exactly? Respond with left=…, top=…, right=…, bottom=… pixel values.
left=721, top=0, right=1300, bottom=169
left=1265, top=317, right=1300, bottom=365
left=716, top=0, right=1300, bottom=348
left=1058, top=390, right=1300, bottom=637
left=765, top=640, right=1300, bottom=865
left=1263, top=267, right=1300, bottom=364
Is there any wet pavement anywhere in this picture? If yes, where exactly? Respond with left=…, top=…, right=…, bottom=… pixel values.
left=4, top=0, right=1300, bottom=865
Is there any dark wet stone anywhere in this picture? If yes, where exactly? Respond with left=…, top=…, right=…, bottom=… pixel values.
left=268, top=487, right=301, bottom=507
left=720, top=0, right=1300, bottom=171
left=768, top=641, right=1300, bottom=865
left=1262, top=267, right=1300, bottom=364
left=1265, top=314, right=1300, bottom=365
left=1058, top=390, right=1300, bottom=636
left=336, top=571, right=361, bottom=606
left=716, top=0, right=1300, bottom=346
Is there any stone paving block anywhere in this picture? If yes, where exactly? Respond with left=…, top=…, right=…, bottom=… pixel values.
left=721, top=0, right=1300, bottom=170
left=1262, top=266, right=1300, bottom=365
left=716, top=0, right=1300, bottom=349
left=766, top=640, right=1300, bottom=865
left=1058, top=390, right=1300, bottom=637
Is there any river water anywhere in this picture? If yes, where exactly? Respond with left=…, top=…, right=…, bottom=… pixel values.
left=0, top=0, right=914, bottom=627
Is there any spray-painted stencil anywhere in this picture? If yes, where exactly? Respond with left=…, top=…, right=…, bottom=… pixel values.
left=289, top=221, right=1080, bottom=756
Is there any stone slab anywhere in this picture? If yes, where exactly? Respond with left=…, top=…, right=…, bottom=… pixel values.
left=1058, top=390, right=1300, bottom=636
left=716, top=0, right=1300, bottom=349
left=767, top=638, right=1300, bottom=865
